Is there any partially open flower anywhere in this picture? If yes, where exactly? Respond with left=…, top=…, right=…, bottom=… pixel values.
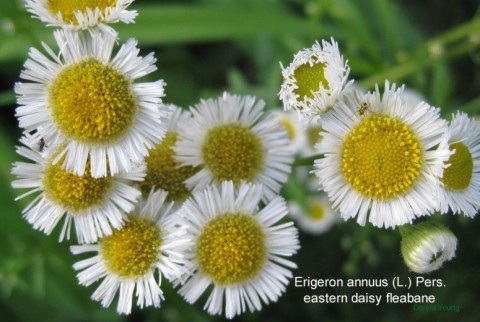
left=279, top=38, right=352, bottom=118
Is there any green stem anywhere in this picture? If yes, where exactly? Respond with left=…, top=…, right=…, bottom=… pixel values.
left=282, top=174, right=310, bottom=215
left=398, top=225, right=413, bottom=238
left=0, top=91, right=15, bottom=107
left=458, top=96, right=480, bottom=115
left=293, top=153, right=323, bottom=167
left=359, top=17, right=480, bottom=89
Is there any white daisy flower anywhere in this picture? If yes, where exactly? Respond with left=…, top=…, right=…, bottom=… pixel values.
left=302, top=118, right=325, bottom=158
left=174, top=93, right=293, bottom=202
left=273, top=110, right=324, bottom=158
left=314, top=82, right=451, bottom=228
left=71, top=189, right=191, bottom=315
left=438, top=112, right=480, bottom=217
left=288, top=194, right=337, bottom=235
left=11, top=141, right=145, bottom=244
left=273, top=110, right=307, bottom=155
left=141, top=105, right=200, bottom=204
left=25, top=0, right=137, bottom=33
left=177, top=181, right=300, bottom=319
left=400, top=222, right=457, bottom=273
left=279, top=38, right=352, bottom=117
left=15, top=29, right=169, bottom=178
left=403, top=87, right=426, bottom=110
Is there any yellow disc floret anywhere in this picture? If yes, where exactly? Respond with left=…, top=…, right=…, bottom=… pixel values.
left=341, top=115, right=423, bottom=200
left=442, top=142, right=473, bottom=190
left=142, top=131, right=199, bottom=202
left=293, top=62, right=329, bottom=102
left=196, top=213, right=266, bottom=285
left=202, top=123, right=264, bottom=184
left=48, top=0, right=116, bottom=25
left=310, top=201, right=325, bottom=221
left=48, top=58, right=137, bottom=144
left=307, top=125, right=323, bottom=148
left=100, top=217, right=162, bottom=277
left=43, top=158, right=111, bottom=213
left=279, top=117, right=296, bottom=141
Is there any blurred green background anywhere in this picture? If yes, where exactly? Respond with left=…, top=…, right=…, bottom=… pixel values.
left=1, top=0, right=479, bottom=321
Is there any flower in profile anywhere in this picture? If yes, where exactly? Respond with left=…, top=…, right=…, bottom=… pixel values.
left=314, top=83, right=451, bottom=228
left=15, top=29, right=169, bottom=178
left=304, top=122, right=324, bottom=156
left=11, top=140, right=145, bottom=244
left=25, top=0, right=137, bottom=32
left=437, top=112, right=480, bottom=217
left=174, top=93, right=293, bottom=202
left=71, top=189, right=190, bottom=314
left=177, top=181, right=300, bottom=319
left=141, top=105, right=200, bottom=204
left=274, top=110, right=306, bottom=153
left=288, top=194, right=337, bottom=235
left=279, top=38, right=352, bottom=117
left=273, top=110, right=324, bottom=157
left=275, top=110, right=322, bottom=159
left=400, top=222, right=457, bottom=273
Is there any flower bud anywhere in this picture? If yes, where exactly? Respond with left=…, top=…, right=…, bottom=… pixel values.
left=400, top=222, right=457, bottom=273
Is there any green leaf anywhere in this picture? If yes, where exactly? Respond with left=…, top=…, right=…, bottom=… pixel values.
left=0, top=121, right=25, bottom=227
left=430, top=63, right=453, bottom=113
left=0, top=91, right=15, bottom=107
left=116, top=4, right=313, bottom=45
left=458, top=95, right=480, bottom=115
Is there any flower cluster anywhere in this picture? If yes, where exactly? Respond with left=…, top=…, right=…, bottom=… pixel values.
left=12, top=1, right=298, bottom=319
left=279, top=40, right=480, bottom=273
left=11, top=0, right=477, bottom=318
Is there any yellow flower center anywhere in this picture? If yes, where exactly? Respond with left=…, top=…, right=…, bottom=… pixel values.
left=196, top=213, right=266, bottom=285
left=279, top=117, right=296, bottom=141
left=47, top=0, right=116, bottom=25
left=142, top=131, right=199, bottom=202
left=341, top=115, right=423, bottom=200
left=48, top=58, right=137, bottom=144
left=293, top=62, right=329, bottom=102
left=43, top=157, right=111, bottom=213
left=310, top=201, right=325, bottom=220
left=202, top=123, right=264, bottom=184
left=100, top=217, right=162, bottom=277
left=307, top=125, right=323, bottom=148
left=442, top=142, right=473, bottom=190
